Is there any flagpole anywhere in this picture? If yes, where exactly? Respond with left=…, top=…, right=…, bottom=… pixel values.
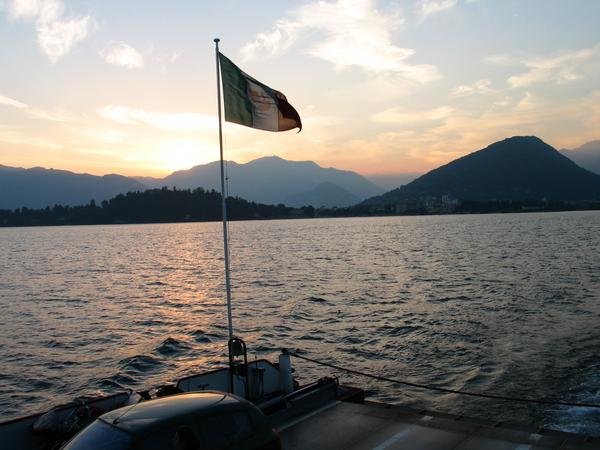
left=214, top=38, right=234, bottom=340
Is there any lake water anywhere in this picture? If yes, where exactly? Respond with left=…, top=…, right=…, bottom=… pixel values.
left=1, top=212, right=600, bottom=435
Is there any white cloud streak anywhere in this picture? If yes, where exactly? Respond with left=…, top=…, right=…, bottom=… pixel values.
left=508, top=44, right=600, bottom=88
left=241, top=0, right=440, bottom=83
left=97, top=106, right=216, bottom=132
left=372, top=105, right=454, bottom=125
left=7, top=0, right=92, bottom=62
left=451, top=79, right=493, bottom=96
left=0, top=93, right=78, bottom=122
left=483, top=54, right=517, bottom=66
left=153, top=49, right=183, bottom=72
left=0, top=125, right=62, bottom=150
left=416, top=0, right=458, bottom=18
left=0, top=94, right=28, bottom=109
left=349, top=89, right=600, bottom=172
left=101, top=42, right=144, bottom=69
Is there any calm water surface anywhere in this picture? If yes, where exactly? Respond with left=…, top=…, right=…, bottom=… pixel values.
left=1, top=212, right=599, bottom=434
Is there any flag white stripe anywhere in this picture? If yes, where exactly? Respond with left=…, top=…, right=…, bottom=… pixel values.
left=246, top=79, right=278, bottom=131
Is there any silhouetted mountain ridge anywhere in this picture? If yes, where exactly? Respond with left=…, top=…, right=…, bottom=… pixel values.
left=0, top=166, right=146, bottom=209
left=561, top=140, right=600, bottom=175
left=366, top=172, right=420, bottom=191
left=145, top=155, right=383, bottom=207
left=285, top=181, right=360, bottom=207
left=1, top=156, right=383, bottom=209
left=363, top=136, right=600, bottom=205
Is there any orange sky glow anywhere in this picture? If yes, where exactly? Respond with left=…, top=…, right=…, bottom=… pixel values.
left=1, top=1, right=599, bottom=178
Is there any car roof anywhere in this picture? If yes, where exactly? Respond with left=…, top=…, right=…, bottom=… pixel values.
left=100, top=392, right=244, bottom=436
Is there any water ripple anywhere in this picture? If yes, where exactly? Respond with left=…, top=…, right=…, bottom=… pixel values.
left=1, top=212, right=599, bottom=436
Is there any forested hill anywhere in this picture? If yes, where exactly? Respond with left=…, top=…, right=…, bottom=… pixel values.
left=363, top=136, right=600, bottom=206
left=0, top=187, right=314, bottom=227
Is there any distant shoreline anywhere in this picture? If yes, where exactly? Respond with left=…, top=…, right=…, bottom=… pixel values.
left=2, top=204, right=599, bottom=229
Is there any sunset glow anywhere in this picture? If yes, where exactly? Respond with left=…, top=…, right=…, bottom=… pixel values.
left=1, top=0, right=599, bottom=177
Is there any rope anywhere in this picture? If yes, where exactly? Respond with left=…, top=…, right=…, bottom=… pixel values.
left=285, top=350, right=600, bottom=409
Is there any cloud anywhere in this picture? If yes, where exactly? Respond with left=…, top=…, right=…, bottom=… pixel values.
left=482, top=54, right=518, bottom=66
left=484, top=45, right=600, bottom=88
left=0, top=94, right=28, bottom=109
left=372, top=105, right=454, bottom=125
left=168, top=51, right=181, bottom=63
left=153, top=49, right=183, bottom=72
left=337, top=89, right=600, bottom=173
left=101, top=42, right=144, bottom=69
left=507, top=44, right=600, bottom=88
left=451, top=79, right=493, bottom=96
left=6, top=0, right=92, bottom=62
left=241, top=18, right=300, bottom=61
left=0, top=125, right=62, bottom=150
left=97, top=106, right=216, bottom=132
left=240, top=0, right=440, bottom=83
left=416, top=0, right=458, bottom=18
left=6, top=0, right=47, bottom=20
left=0, top=93, right=78, bottom=122
left=26, top=107, right=79, bottom=122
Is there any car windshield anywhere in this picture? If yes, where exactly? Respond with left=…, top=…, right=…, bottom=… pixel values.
left=62, top=419, right=132, bottom=450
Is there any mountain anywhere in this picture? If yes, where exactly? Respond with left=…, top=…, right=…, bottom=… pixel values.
left=133, top=175, right=163, bottom=186
left=284, top=181, right=360, bottom=207
left=144, top=156, right=383, bottom=206
left=0, top=166, right=146, bottom=210
left=1, top=157, right=382, bottom=210
left=363, top=136, right=600, bottom=206
left=366, top=172, right=421, bottom=191
left=561, top=140, right=600, bottom=175
left=0, top=164, right=21, bottom=173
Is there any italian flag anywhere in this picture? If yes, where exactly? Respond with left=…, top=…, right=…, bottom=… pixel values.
left=218, top=52, right=302, bottom=132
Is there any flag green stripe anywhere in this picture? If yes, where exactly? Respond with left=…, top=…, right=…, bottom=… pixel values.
left=218, top=53, right=253, bottom=128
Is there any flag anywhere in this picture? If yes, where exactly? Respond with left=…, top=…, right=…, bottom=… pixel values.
left=218, top=52, right=302, bottom=132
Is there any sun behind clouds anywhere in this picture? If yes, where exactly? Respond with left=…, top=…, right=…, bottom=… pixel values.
left=155, top=139, right=216, bottom=173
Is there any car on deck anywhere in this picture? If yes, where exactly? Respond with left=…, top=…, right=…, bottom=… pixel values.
left=61, top=391, right=282, bottom=450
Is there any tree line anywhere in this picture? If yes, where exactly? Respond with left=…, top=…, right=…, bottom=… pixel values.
left=0, top=187, right=316, bottom=227
left=2, top=187, right=599, bottom=228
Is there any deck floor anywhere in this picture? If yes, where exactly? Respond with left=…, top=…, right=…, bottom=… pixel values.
left=278, top=401, right=600, bottom=450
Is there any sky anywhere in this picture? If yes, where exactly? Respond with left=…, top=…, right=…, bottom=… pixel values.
left=0, top=0, right=599, bottom=177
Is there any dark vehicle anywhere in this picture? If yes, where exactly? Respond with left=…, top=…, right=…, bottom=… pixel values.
left=61, top=391, right=281, bottom=450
